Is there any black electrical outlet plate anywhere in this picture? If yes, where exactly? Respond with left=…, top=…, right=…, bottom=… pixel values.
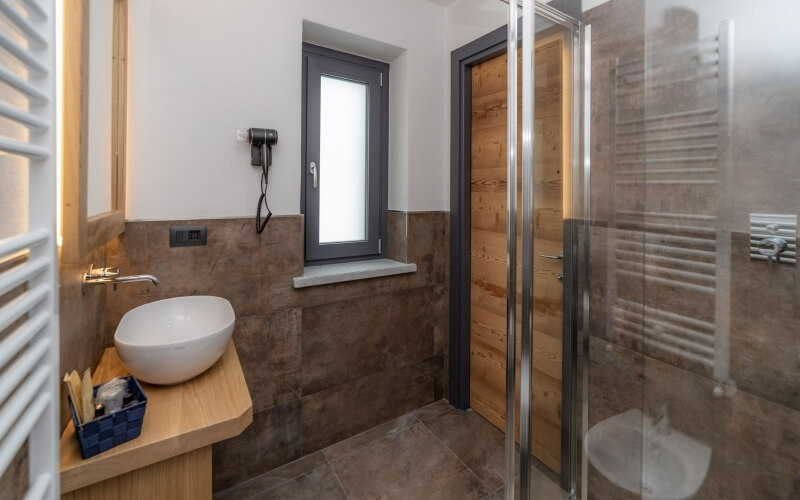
left=170, top=225, right=207, bottom=247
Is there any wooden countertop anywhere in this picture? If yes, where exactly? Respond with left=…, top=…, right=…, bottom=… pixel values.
left=60, top=341, right=253, bottom=493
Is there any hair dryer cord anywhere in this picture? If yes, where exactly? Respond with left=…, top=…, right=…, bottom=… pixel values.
left=256, top=145, right=272, bottom=233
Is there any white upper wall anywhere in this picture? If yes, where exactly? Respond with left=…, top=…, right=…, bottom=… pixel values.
left=126, top=0, right=563, bottom=219
left=127, top=0, right=449, bottom=219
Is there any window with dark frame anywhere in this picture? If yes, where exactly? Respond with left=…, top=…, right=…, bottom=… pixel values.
left=301, top=44, right=389, bottom=265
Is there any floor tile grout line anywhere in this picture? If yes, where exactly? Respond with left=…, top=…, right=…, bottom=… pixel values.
left=326, top=415, right=424, bottom=469
left=419, top=413, right=499, bottom=496
left=218, top=453, right=327, bottom=500
left=324, top=449, right=354, bottom=500
left=323, top=412, right=422, bottom=463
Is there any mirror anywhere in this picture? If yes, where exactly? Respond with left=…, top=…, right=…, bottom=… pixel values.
left=86, top=0, right=114, bottom=217
left=62, top=0, right=128, bottom=262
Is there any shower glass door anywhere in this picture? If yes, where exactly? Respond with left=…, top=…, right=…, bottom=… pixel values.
left=580, top=1, right=800, bottom=499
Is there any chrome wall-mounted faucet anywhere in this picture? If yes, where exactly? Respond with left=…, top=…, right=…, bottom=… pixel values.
left=83, top=265, right=160, bottom=287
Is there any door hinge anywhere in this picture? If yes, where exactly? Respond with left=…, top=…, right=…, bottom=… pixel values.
left=378, top=238, right=382, bottom=253
left=380, top=72, right=383, bottom=87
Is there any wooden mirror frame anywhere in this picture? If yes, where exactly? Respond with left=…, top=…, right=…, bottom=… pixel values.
left=62, top=0, right=128, bottom=262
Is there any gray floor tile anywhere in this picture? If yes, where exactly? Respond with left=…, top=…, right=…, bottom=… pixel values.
left=218, top=403, right=569, bottom=500
left=330, top=422, right=492, bottom=499
left=214, top=452, right=328, bottom=500
left=323, top=412, right=420, bottom=462
left=256, top=463, right=349, bottom=500
left=422, top=408, right=517, bottom=491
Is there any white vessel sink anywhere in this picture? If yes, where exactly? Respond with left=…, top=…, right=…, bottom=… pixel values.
left=585, top=409, right=711, bottom=500
left=114, top=296, right=235, bottom=385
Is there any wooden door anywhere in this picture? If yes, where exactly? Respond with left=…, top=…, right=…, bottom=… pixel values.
left=469, top=33, right=570, bottom=475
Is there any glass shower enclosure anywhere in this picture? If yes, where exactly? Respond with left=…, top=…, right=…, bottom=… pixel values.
left=500, top=1, right=799, bottom=499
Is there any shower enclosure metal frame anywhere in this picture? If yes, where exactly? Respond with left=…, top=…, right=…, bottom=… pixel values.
left=448, top=2, right=584, bottom=499
left=511, top=2, right=583, bottom=498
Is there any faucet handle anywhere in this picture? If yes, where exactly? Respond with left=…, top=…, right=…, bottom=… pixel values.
left=100, top=267, right=120, bottom=277
left=86, top=265, right=120, bottom=278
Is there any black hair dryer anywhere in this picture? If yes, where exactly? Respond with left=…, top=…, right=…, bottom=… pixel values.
left=238, top=128, right=278, bottom=167
left=237, top=128, right=279, bottom=233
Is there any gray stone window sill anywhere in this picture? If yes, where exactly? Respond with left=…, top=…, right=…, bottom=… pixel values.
left=292, top=259, right=417, bottom=289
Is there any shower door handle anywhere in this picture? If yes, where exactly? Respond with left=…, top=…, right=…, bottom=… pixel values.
left=539, top=253, right=564, bottom=260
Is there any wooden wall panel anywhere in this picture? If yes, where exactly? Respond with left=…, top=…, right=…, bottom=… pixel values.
left=469, top=35, right=569, bottom=476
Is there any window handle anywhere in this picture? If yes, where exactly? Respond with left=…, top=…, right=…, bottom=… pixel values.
left=310, top=161, right=318, bottom=189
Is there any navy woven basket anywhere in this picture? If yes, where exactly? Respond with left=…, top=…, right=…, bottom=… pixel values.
left=68, top=375, right=148, bottom=459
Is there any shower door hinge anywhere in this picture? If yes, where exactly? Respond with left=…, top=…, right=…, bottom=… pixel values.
left=378, top=238, right=382, bottom=253
left=380, top=72, right=383, bottom=87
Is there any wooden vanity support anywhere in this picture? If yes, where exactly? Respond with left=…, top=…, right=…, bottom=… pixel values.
left=60, top=341, right=252, bottom=499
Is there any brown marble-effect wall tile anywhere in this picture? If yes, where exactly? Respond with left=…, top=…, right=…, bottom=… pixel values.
left=727, top=81, right=800, bottom=228
left=301, top=286, right=435, bottom=395
left=407, top=211, right=450, bottom=288
left=387, top=210, right=408, bottom=263
left=433, top=284, right=448, bottom=357
left=587, top=337, right=643, bottom=427
left=301, top=290, right=383, bottom=395
left=433, top=284, right=449, bottom=400
left=105, top=216, right=304, bottom=340
left=212, top=399, right=302, bottom=491
left=58, top=246, right=107, bottom=429
left=721, top=389, right=800, bottom=499
left=234, top=309, right=302, bottom=413
left=301, top=355, right=442, bottom=454
left=728, top=231, right=799, bottom=411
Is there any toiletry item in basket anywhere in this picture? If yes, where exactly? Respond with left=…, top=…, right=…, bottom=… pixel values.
left=81, top=369, right=94, bottom=422
left=63, top=370, right=84, bottom=423
left=95, top=377, right=128, bottom=413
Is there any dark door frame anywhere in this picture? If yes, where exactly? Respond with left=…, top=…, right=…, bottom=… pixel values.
left=448, top=24, right=509, bottom=411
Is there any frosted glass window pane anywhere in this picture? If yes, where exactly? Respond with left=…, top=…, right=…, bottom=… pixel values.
left=319, top=75, right=368, bottom=244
